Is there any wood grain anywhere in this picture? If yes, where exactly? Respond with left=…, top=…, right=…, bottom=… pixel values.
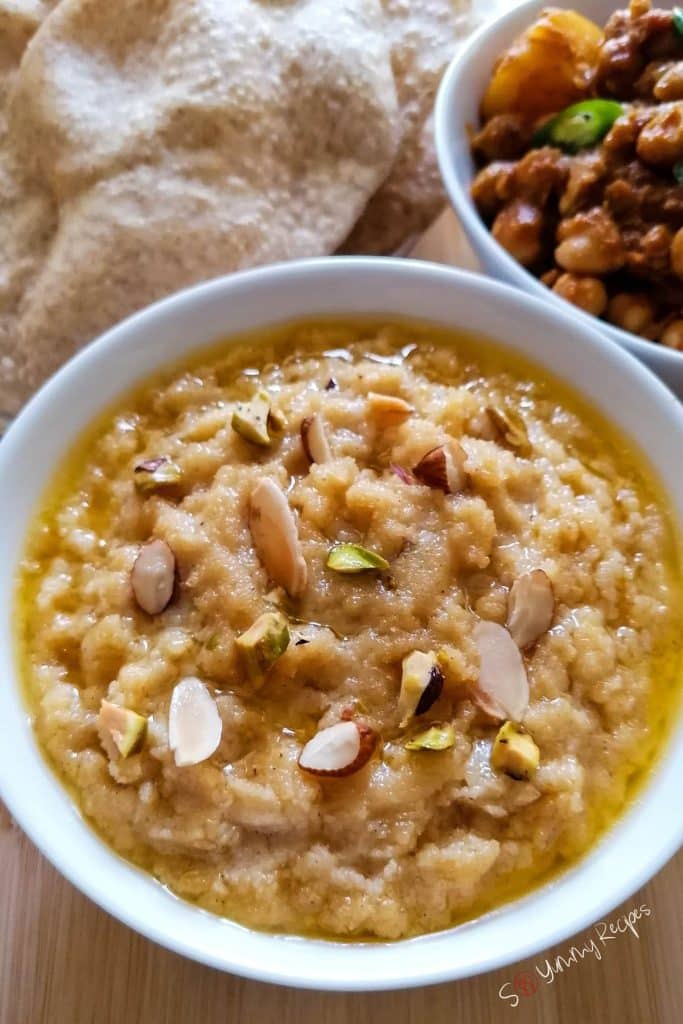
left=1, top=209, right=680, bottom=1024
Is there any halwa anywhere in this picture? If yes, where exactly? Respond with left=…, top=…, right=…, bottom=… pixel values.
left=17, top=321, right=683, bottom=939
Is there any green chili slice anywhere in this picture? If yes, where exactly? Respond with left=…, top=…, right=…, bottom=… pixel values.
left=533, top=99, right=623, bottom=153
left=675, top=162, right=683, bottom=186
left=673, top=7, right=683, bottom=38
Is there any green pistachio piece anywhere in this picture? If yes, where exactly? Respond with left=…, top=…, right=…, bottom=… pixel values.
left=398, top=650, right=444, bottom=727
left=232, top=390, right=276, bottom=446
left=236, top=610, right=290, bottom=679
left=487, top=402, right=531, bottom=456
left=405, top=724, right=456, bottom=751
left=326, top=543, right=390, bottom=573
left=491, top=720, right=540, bottom=781
left=133, top=457, right=183, bottom=493
left=98, top=700, right=147, bottom=758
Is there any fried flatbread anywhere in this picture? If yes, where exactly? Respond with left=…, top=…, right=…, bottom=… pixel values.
left=0, top=0, right=399, bottom=411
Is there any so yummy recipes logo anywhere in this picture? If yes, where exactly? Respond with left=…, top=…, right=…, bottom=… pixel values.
left=498, top=903, right=652, bottom=1008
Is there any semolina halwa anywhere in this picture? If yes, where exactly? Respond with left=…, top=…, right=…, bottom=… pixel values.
left=17, top=321, right=683, bottom=939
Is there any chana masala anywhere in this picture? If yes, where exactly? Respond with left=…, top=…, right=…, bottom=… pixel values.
left=470, top=1, right=683, bottom=347
left=17, top=321, right=683, bottom=939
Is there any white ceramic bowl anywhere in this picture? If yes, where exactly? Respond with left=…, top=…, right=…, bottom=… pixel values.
left=1, top=258, right=682, bottom=991
left=435, top=0, right=683, bottom=397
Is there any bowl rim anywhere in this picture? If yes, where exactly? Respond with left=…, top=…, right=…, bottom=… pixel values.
left=1, top=256, right=683, bottom=991
left=433, top=0, right=683, bottom=378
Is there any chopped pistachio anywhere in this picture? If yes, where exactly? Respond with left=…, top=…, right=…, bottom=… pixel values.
left=491, top=721, right=540, bottom=780
left=405, top=724, right=456, bottom=751
left=390, top=463, right=414, bottom=485
left=398, top=651, right=444, bottom=727
left=98, top=700, right=147, bottom=758
left=134, top=457, right=183, bottom=493
left=326, top=543, right=390, bottom=573
left=232, top=389, right=276, bottom=446
left=487, top=402, right=531, bottom=456
left=236, top=611, right=290, bottom=679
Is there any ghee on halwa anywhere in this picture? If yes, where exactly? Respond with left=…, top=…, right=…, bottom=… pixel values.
left=17, top=321, right=683, bottom=939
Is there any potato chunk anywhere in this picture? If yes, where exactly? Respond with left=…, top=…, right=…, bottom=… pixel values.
left=482, top=9, right=603, bottom=120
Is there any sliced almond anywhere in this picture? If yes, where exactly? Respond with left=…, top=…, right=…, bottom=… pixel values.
left=301, top=413, right=331, bottom=464
left=298, top=720, right=377, bottom=777
left=367, top=392, right=413, bottom=425
left=249, top=478, right=307, bottom=597
left=168, top=676, right=222, bottom=767
left=131, top=539, right=176, bottom=615
left=473, top=620, right=529, bottom=721
left=507, top=569, right=554, bottom=649
left=413, top=441, right=467, bottom=494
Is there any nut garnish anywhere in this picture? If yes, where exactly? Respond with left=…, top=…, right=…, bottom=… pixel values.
left=249, top=478, right=307, bottom=597
left=390, top=463, right=414, bottom=484
left=133, top=457, right=182, bottom=493
left=232, top=389, right=281, bottom=447
left=326, top=542, right=390, bottom=573
left=398, top=651, right=445, bottom=727
left=298, top=720, right=377, bottom=777
left=413, top=441, right=467, bottom=494
left=367, top=392, right=413, bottom=425
left=507, top=569, right=554, bottom=649
left=491, top=721, right=539, bottom=780
left=131, top=538, right=176, bottom=615
left=98, top=700, right=147, bottom=759
left=405, top=723, right=455, bottom=751
left=236, top=610, right=290, bottom=680
left=301, top=413, right=332, bottom=464
left=168, top=676, right=222, bottom=767
left=472, top=620, right=529, bottom=721
left=487, top=402, right=531, bottom=456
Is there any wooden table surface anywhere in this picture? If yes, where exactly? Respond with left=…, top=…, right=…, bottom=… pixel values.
left=1, top=210, right=681, bottom=1024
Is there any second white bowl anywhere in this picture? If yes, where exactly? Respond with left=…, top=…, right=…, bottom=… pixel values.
left=434, top=0, right=683, bottom=397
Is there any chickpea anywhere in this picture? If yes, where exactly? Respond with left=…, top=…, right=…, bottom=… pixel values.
left=492, top=200, right=543, bottom=267
left=555, top=208, right=625, bottom=275
left=654, top=62, right=683, bottom=101
left=636, top=105, right=683, bottom=166
left=607, top=293, right=656, bottom=336
left=470, top=161, right=514, bottom=219
left=671, top=227, right=683, bottom=280
left=552, top=273, right=608, bottom=317
left=660, top=320, right=683, bottom=350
